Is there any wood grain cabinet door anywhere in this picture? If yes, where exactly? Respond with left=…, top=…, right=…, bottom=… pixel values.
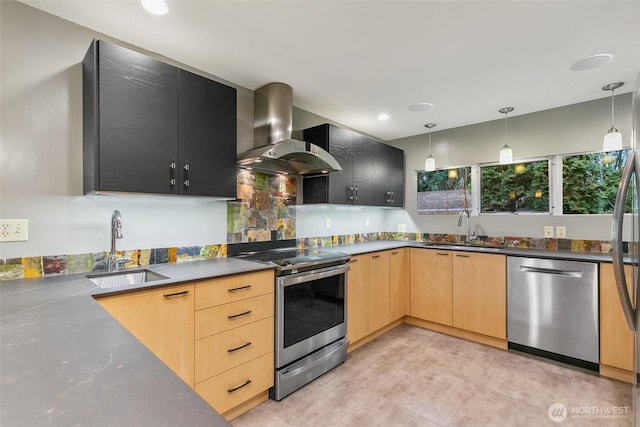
left=369, top=251, right=390, bottom=332
left=97, top=283, right=195, bottom=387
left=452, top=252, right=506, bottom=339
left=389, top=249, right=408, bottom=321
left=346, top=254, right=370, bottom=343
left=409, top=248, right=453, bottom=325
left=600, top=263, right=635, bottom=375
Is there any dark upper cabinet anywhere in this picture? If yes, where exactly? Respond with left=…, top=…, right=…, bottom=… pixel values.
left=303, top=123, right=403, bottom=207
left=372, top=142, right=404, bottom=207
left=83, top=39, right=237, bottom=197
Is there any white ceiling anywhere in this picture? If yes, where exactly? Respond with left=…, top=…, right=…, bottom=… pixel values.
left=21, top=0, right=640, bottom=141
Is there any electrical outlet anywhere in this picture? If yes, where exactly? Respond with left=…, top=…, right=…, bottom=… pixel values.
left=556, top=226, right=567, bottom=239
left=326, top=218, right=332, bottom=230
left=398, top=224, right=407, bottom=233
left=544, top=226, right=554, bottom=238
left=365, top=218, right=370, bottom=227
left=0, top=219, right=28, bottom=242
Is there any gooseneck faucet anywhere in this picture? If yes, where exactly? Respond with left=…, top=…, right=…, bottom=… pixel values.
left=457, top=208, right=471, bottom=244
left=108, top=210, right=131, bottom=271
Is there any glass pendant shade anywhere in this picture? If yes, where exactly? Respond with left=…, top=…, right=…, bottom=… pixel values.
left=603, top=128, right=623, bottom=151
left=499, top=144, right=513, bottom=164
left=424, top=154, right=436, bottom=171
left=602, top=82, right=624, bottom=152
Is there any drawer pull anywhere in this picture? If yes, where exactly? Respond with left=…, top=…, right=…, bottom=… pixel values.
left=436, top=253, right=449, bottom=256
left=349, top=259, right=358, bottom=263
left=227, top=310, right=252, bottom=320
left=163, top=290, right=189, bottom=298
left=227, top=341, right=252, bottom=353
left=391, top=251, right=399, bottom=255
left=227, top=379, right=252, bottom=394
left=228, top=285, right=252, bottom=293
left=456, top=254, right=470, bottom=258
left=372, top=255, right=381, bottom=259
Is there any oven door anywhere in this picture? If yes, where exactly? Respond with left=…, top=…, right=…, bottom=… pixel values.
left=275, top=263, right=349, bottom=368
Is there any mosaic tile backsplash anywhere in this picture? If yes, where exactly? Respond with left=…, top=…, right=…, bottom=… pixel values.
left=0, top=231, right=620, bottom=282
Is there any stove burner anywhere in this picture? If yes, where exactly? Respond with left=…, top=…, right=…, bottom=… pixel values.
left=229, top=244, right=350, bottom=275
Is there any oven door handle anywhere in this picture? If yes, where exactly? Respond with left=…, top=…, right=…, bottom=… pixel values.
left=277, top=264, right=350, bottom=288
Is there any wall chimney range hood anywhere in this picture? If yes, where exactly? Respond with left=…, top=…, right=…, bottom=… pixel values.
left=238, top=82, right=342, bottom=176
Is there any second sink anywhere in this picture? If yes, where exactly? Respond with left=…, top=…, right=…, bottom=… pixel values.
left=87, top=269, right=168, bottom=289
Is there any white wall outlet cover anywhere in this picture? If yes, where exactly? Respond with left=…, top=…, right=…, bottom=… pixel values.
left=365, top=218, right=370, bottom=227
left=0, top=219, right=28, bottom=242
left=556, top=226, right=567, bottom=238
left=544, top=226, right=554, bottom=238
left=398, top=223, right=407, bottom=233
left=325, top=218, right=332, bottom=229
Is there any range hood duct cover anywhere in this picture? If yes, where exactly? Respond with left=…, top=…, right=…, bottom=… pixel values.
left=238, top=82, right=342, bottom=176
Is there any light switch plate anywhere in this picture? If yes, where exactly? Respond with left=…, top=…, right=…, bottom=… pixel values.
left=556, top=226, right=567, bottom=239
left=0, top=219, right=28, bottom=242
left=365, top=218, right=370, bottom=227
left=398, top=224, right=407, bottom=233
left=544, top=226, right=554, bottom=238
left=325, top=218, right=332, bottom=230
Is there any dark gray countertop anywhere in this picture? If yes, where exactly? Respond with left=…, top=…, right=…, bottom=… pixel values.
left=0, top=257, right=273, bottom=427
left=317, top=240, right=620, bottom=263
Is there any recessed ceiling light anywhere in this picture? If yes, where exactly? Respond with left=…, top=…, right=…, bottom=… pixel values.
left=141, top=0, right=169, bottom=15
left=408, top=103, right=434, bottom=112
left=377, top=113, right=390, bottom=121
left=569, top=53, right=613, bottom=72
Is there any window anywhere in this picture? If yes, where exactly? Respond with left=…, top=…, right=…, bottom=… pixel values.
left=417, top=167, right=471, bottom=215
left=480, top=159, right=550, bottom=213
left=562, top=149, right=631, bottom=214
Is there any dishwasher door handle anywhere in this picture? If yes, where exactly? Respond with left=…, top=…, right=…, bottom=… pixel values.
left=519, top=265, right=583, bottom=278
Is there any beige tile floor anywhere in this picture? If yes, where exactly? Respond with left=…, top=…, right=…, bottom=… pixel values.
left=232, top=324, right=633, bottom=426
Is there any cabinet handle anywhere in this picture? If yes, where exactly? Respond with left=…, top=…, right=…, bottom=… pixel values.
left=390, top=191, right=394, bottom=204
left=372, top=255, right=381, bottom=259
left=227, top=341, right=252, bottom=353
left=163, top=290, right=189, bottom=298
left=169, top=160, right=176, bottom=187
left=354, top=186, right=359, bottom=202
left=227, top=310, right=252, bottom=320
left=183, top=162, right=190, bottom=188
left=436, top=253, right=449, bottom=256
left=228, top=285, right=252, bottom=293
left=227, top=379, right=252, bottom=394
left=391, top=251, right=399, bottom=255
left=456, top=254, right=470, bottom=258
left=348, top=259, right=358, bottom=263
left=348, top=186, right=354, bottom=201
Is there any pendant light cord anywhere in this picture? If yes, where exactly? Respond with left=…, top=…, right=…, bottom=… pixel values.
left=611, top=89, right=615, bottom=127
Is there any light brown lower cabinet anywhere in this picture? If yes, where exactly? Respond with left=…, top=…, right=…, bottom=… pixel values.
left=346, top=254, right=370, bottom=344
left=97, top=270, right=275, bottom=420
left=389, top=248, right=409, bottom=322
left=600, top=263, right=634, bottom=382
left=409, top=248, right=506, bottom=341
left=97, top=283, right=195, bottom=387
left=369, top=251, right=390, bottom=332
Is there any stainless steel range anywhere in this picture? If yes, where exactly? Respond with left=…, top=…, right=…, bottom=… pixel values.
left=229, top=240, right=350, bottom=401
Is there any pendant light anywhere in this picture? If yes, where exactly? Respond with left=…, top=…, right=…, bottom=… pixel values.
left=424, top=123, right=436, bottom=171
left=602, top=82, right=624, bottom=151
left=498, top=107, right=514, bottom=164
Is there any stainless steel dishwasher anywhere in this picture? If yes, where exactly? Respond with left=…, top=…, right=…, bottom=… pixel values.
left=507, top=256, right=599, bottom=369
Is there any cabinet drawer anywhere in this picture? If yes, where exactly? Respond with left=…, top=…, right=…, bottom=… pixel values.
left=195, top=270, right=274, bottom=310
left=195, top=352, right=274, bottom=415
left=195, top=293, right=274, bottom=339
left=195, top=317, right=274, bottom=383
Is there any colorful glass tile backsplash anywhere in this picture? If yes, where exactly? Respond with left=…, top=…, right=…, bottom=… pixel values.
left=0, top=232, right=618, bottom=282
left=227, top=170, right=296, bottom=244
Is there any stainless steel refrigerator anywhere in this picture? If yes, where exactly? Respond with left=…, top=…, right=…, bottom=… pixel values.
left=611, top=70, right=640, bottom=426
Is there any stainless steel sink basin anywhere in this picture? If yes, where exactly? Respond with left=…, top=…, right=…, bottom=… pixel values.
left=87, top=269, right=168, bottom=288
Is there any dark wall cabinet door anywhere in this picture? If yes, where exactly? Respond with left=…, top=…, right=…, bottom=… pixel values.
left=178, top=70, right=237, bottom=197
left=372, top=143, right=404, bottom=207
left=83, top=39, right=237, bottom=197
left=303, top=123, right=403, bottom=207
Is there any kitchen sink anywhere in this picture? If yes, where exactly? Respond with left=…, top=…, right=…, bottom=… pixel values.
left=87, top=269, right=168, bottom=289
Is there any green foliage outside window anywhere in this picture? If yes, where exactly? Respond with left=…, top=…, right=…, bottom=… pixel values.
left=481, top=160, right=550, bottom=213
left=417, top=167, right=471, bottom=215
left=562, top=150, right=631, bottom=214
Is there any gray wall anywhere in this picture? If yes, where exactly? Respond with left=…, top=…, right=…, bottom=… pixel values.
left=385, top=95, right=633, bottom=240
left=0, top=1, right=255, bottom=258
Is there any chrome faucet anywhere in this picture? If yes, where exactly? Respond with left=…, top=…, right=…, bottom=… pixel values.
left=108, top=210, right=131, bottom=271
left=457, top=208, right=471, bottom=244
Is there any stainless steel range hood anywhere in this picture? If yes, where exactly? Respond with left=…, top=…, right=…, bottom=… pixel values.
left=238, top=83, right=342, bottom=176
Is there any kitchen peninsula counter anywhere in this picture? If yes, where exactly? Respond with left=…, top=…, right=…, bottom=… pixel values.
left=0, top=258, right=273, bottom=427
